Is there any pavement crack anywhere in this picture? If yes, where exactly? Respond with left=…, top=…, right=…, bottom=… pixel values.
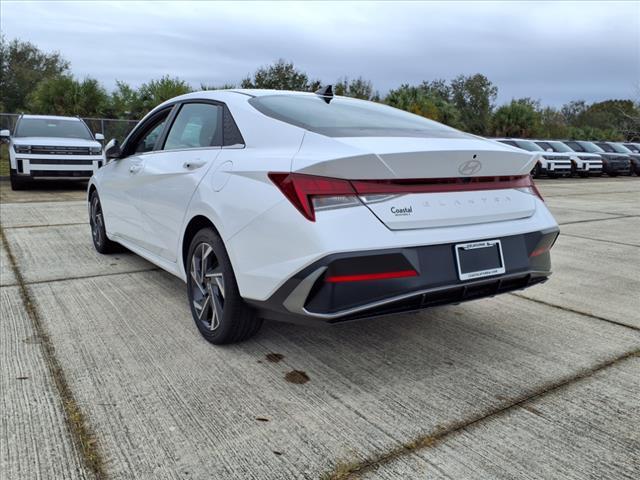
left=558, top=232, right=639, bottom=248
left=558, top=214, right=637, bottom=226
left=23, top=267, right=161, bottom=286
left=4, top=222, right=88, bottom=229
left=0, top=226, right=106, bottom=479
left=511, top=293, right=639, bottom=332
left=322, top=350, right=640, bottom=480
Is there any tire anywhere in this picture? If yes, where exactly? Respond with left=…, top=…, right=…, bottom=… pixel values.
left=548, top=172, right=558, bottom=179
left=608, top=172, right=618, bottom=177
left=186, top=228, right=262, bottom=344
left=10, top=169, right=29, bottom=190
left=532, top=163, right=541, bottom=178
left=89, top=191, right=121, bottom=254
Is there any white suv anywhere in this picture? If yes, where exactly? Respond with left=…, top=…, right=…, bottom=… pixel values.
left=495, top=138, right=572, bottom=177
left=1, top=115, right=105, bottom=190
left=533, top=140, right=602, bottom=177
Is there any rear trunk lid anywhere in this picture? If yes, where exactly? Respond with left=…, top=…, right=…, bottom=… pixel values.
left=292, top=133, right=539, bottom=230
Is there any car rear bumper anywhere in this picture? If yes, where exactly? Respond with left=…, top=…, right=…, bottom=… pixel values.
left=247, top=227, right=559, bottom=325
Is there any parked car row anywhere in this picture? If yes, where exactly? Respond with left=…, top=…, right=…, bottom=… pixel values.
left=1, top=113, right=638, bottom=192
left=494, top=138, right=640, bottom=178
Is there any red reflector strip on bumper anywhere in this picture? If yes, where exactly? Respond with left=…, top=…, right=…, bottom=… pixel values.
left=326, top=269, right=418, bottom=283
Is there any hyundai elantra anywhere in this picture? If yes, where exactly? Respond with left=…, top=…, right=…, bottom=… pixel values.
left=88, top=88, right=559, bottom=344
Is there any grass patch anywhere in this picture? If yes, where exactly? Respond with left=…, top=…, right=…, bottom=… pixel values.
left=0, top=227, right=107, bottom=478
left=0, top=143, right=9, bottom=177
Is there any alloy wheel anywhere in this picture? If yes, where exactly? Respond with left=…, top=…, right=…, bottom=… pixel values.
left=90, top=196, right=104, bottom=246
left=190, top=242, right=225, bottom=331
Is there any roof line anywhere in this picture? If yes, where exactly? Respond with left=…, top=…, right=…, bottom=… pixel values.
left=229, top=90, right=256, bottom=98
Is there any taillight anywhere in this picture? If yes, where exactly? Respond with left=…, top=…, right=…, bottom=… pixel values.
left=268, top=173, right=360, bottom=221
left=269, top=173, right=544, bottom=221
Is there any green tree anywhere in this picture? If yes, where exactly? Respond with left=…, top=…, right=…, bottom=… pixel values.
left=27, top=75, right=109, bottom=117
left=384, top=83, right=462, bottom=128
left=450, top=74, right=497, bottom=135
left=561, top=100, right=588, bottom=125
left=492, top=98, right=541, bottom=138
left=137, top=75, right=192, bottom=113
left=200, top=82, right=237, bottom=90
left=537, top=106, right=569, bottom=139
left=334, top=76, right=378, bottom=100
left=108, top=80, right=143, bottom=119
left=0, top=35, right=70, bottom=112
left=580, top=100, right=639, bottom=140
left=240, top=59, right=320, bottom=91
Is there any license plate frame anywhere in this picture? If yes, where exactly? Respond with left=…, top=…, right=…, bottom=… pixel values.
left=455, top=239, right=506, bottom=281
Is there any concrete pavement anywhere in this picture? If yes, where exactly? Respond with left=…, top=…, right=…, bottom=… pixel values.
left=0, top=177, right=638, bottom=479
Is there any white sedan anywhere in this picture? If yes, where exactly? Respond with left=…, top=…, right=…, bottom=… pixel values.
left=88, top=88, right=559, bottom=344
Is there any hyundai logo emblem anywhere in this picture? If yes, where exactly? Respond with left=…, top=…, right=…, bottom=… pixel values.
left=458, top=159, right=482, bottom=175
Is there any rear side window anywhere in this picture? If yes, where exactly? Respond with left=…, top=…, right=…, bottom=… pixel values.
left=163, top=103, right=222, bottom=150
left=249, top=94, right=469, bottom=139
left=536, top=141, right=553, bottom=151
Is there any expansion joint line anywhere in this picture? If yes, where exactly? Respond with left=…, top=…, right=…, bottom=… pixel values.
left=0, top=226, right=106, bottom=479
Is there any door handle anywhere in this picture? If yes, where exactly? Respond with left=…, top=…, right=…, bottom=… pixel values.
left=183, top=160, right=207, bottom=170
left=129, top=164, right=142, bottom=174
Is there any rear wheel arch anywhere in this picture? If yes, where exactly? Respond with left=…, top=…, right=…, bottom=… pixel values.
left=182, top=215, right=222, bottom=273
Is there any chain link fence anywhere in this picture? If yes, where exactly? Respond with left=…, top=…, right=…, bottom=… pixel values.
left=0, top=113, right=139, bottom=143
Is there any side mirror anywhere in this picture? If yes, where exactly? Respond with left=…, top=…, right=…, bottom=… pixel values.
left=546, top=148, right=553, bottom=152
left=105, top=138, right=122, bottom=160
left=95, top=133, right=105, bottom=141
left=0, top=129, right=10, bottom=140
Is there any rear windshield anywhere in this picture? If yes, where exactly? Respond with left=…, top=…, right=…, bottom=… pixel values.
left=15, top=118, right=93, bottom=140
left=249, top=94, right=469, bottom=138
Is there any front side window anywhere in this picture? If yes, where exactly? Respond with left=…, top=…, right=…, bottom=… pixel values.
left=15, top=118, right=93, bottom=140
left=249, top=94, right=469, bottom=139
left=535, top=141, right=553, bottom=151
left=131, top=111, right=171, bottom=154
left=163, top=103, right=222, bottom=150
left=499, top=140, right=518, bottom=147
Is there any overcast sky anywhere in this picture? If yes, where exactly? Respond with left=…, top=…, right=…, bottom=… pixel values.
left=2, top=1, right=639, bottom=106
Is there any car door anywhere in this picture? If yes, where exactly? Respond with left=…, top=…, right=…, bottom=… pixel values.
left=131, top=101, right=223, bottom=262
left=100, top=107, right=173, bottom=243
